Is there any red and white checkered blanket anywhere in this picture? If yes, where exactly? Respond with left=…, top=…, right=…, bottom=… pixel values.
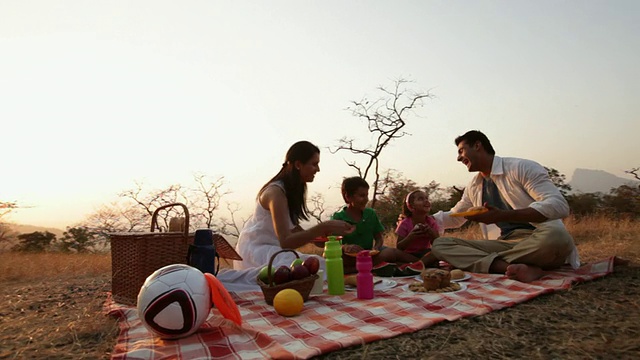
left=105, top=257, right=615, bottom=360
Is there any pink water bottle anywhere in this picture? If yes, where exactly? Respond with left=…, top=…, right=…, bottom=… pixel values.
left=356, top=250, right=374, bottom=299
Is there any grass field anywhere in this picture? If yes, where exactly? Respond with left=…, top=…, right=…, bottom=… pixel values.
left=0, top=215, right=638, bottom=359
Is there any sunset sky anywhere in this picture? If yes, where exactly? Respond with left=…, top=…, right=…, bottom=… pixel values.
left=2, top=1, right=638, bottom=229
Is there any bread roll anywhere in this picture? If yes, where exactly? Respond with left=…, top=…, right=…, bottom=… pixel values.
left=344, top=275, right=358, bottom=287
left=450, top=269, right=465, bottom=280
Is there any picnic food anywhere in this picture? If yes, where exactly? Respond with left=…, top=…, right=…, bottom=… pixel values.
left=258, top=249, right=319, bottom=305
left=450, top=269, right=465, bottom=280
left=344, top=275, right=358, bottom=287
left=343, top=244, right=364, bottom=255
left=449, top=206, right=489, bottom=217
left=273, top=289, right=304, bottom=316
left=343, top=244, right=380, bottom=257
left=302, top=256, right=320, bottom=275
left=421, top=269, right=452, bottom=291
left=290, top=258, right=304, bottom=268
left=258, top=265, right=276, bottom=283
left=272, top=266, right=292, bottom=285
left=408, top=281, right=461, bottom=293
left=290, top=264, right=310, bottom=280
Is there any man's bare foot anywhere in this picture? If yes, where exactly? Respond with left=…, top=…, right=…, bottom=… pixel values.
left=505, top=264, right=544, bottom=283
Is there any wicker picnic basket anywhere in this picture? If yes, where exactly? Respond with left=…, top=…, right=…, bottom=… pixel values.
left=110, top=202, right=245, bottom=305
left=257, top=249, right=318, bottom=305
left=110, top=203, right=193, bottom=305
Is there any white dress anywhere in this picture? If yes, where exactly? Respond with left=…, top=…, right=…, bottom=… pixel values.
left=233, top=182, right=326, bottom=273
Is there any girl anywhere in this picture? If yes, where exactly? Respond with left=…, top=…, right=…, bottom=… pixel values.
left=233, top=140, right=354, bottom=271
left=395, top=190, right=440, bottom=267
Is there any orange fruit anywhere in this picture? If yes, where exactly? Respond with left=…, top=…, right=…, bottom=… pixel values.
left=273, top=289, right=304, bottom=316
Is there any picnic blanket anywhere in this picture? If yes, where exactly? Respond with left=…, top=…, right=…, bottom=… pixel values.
left=105, top=257, right=616, bottom=360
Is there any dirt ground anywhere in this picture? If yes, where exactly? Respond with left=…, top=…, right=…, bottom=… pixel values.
left=0, top=261, right=638, bottom=359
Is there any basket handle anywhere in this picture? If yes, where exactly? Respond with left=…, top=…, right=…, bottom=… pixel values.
left=267, top=249, right=300, bottom=286
left=150, top=203, right=190, bottom=235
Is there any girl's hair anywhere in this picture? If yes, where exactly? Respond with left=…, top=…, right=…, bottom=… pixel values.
left=340, top=176, right=369, bottom=203
left=259, top=140, right=320, bottom=225
left=401, top=190, right=422, bottom=217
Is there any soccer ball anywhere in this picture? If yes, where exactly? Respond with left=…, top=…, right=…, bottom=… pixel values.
left=137, top=264, right=211, bottom=339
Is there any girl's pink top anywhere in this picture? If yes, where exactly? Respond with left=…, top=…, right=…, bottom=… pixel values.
left=395, top=215, right=439, bottom=254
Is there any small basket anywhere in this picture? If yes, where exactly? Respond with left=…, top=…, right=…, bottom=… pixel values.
left=257, top=249, right=318, bottom=305
left=110, top=203, right=192, bottom=305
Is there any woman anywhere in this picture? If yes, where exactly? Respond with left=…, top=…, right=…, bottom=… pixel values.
left=233, top=140, right=354, bottom=271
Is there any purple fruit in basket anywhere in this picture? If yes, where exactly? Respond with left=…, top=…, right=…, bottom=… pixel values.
left=290, top=264, right=310, bottom=280
left=272, top=266, right=292, bottom=285
left=302, top=256, right=320, bottom=275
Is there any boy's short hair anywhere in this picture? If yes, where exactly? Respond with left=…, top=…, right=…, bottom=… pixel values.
left=341, top=176, right=369, bottom=203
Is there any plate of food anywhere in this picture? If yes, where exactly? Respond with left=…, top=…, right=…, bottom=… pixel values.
left=344, top=275, right=396, bottom=291
left=312, top=236, right=343, bottom=243
left=342, top=244, right=380, bottom=257
left=344, top=249, right=380, bottom=257
left=413, top=269, right=471, bottom=282
left=405, top=268, right=468, bottom=293
left=402, top=281, right=467, bottom=293
left=449, top=206, right=489, bottom=217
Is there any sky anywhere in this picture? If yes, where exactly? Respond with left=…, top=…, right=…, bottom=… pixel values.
left=2, top=1, right=639, bottom=229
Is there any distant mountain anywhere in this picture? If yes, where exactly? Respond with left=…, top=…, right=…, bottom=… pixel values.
left=6, top=224, right=65, bottom=238
left=568, top=168, right=639, bottom=194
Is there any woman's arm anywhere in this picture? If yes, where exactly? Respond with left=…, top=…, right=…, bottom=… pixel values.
left=261, top=186, right=353, bottom=249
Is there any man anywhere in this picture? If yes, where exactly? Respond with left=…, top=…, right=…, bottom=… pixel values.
left=432, top=130, right=579, bottom=282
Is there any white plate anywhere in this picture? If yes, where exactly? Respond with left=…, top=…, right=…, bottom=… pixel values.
left=345, top=279, right=397, bottom=292
left=401, top=282, right=467, bottom=293
left=413, top=273, right=471, bottom=282
left=391, top=273, right=420, bottom=279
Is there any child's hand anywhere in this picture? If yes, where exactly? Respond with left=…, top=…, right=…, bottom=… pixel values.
left=411, top=223, right=429, bottom=236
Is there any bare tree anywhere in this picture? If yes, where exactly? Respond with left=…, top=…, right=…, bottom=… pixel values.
left=0, top=201, right=18, bottom=220
left=119, top=181, right=187, bottom=231
left=626, top=167, right=640, bottom=182
left=189, top=174, right=230, bottom=229
left=307, top=192, right=327, bottom=224
left=331, top=78, right=433, bottom=207
left=0, top=201, right=20, bottom=250
left=81, top=202, right=147, bottom=234
left=219, top=202, right=248, bottom=238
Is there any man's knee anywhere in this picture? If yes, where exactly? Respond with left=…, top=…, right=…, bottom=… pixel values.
left=539, top=227, right=574, bottom=254
left=431, top=237, right=457, bottom=258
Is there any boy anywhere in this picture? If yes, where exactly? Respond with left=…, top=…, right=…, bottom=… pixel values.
left=331, top=176, right=423, bottom=276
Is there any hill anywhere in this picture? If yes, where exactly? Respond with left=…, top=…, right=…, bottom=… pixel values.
left=568, top=168, right=639, bottom=194
left=6, top=224, right=65, bottom=238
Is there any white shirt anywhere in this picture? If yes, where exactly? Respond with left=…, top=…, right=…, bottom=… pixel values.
left=434, top=156, right=580, bottom=269
left=233, top=181, right=327, bottom=272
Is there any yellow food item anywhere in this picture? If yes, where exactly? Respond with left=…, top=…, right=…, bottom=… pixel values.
left=273, top=289, right=304, bottom=316
left=450, top=269, right=465, bottom=280
left=450, top=206, right=489, bottom=217
left=344, top=275, right=358, bottom=287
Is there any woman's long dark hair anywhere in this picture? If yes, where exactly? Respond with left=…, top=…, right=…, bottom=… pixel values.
left=259, top=140, right=320, bottom=225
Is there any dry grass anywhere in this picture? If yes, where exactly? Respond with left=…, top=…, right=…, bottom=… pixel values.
left=0, top=252, right=111, bottom=283
left=0, top=215, right=639, bottom=359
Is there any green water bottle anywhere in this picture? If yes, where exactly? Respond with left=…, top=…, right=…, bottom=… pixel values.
left=323, top=236, right=345, bottom=295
